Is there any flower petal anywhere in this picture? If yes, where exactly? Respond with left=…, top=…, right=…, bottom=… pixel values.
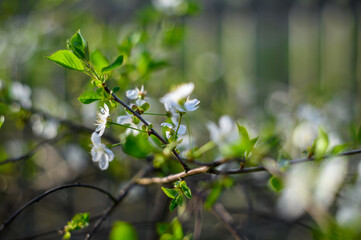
left=91, top=132, right=102, bottom=146
left=126, top=89, right=139, bottom=99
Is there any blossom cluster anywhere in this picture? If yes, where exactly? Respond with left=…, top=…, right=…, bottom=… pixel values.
left=90, top=83, right=200, bottom=170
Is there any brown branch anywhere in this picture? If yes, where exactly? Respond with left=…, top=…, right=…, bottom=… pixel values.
left=136, top=148, right=361, bottom=185
left=211, top=203, right=249, bottom=240
left=0, top=132, right=68, bottom=166
left=0, top=183, right=116, bottom=233
left=84, top=164, right=153, bottom=240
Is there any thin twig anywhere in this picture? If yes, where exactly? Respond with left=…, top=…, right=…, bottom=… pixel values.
left=84, top=164, right=153, bottom=240
left=211, top=203, right=249, bottom=240
left=0, top=132, right=68, bottom=166
left=137, top=148, right=361, bottom=185
left=0, top=183, right=116, bottom=232
left=103, top=84, right=190, bottom=172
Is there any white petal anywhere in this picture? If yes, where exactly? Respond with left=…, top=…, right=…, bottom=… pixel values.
left=97, top=126, right=105, bottom=136
left=103, top=103, right=109, bottom=114
left=184, top=98, right=200, bottom=111
left=126, top=89, right=139, bottom=99
left=177, top=125, right=187, bottom=135
left=91, top=132, right=102, bottom=146
left=117, top=115, right=132, bottom=124
left=105, top=148, right=115, bottom=162
left=161, top=122, right=173, bottom=129
left=98, top=155, right=109, bottom=170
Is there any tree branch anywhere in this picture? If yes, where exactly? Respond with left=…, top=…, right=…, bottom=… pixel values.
left=0, top=183, right=116, bottom=233
left=0, top=132, right=68, bottom=166
left=84, top=164, right=153, bottom=240
left=211, top=203, right=249, bottom=240
left=136, top=148, right=361, bottom=185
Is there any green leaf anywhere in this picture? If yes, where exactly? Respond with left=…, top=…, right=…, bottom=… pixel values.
left=102, top=55, right=124, bottom=73
left=112, top=86, right=120, bottom=93
left=78, top=91, right=102, bottom=104
left=315, top=128, right=329, bottom=157
left=140, top=102, right=150, bottom=112
left=169, top=198, right=179, bottom=212
left=180, top=181, right=192, bottom=199
left=122, top=134, right=153, bottom=158
left=175, top=194, right=183, bottom=206
left=67, top=30, right=89, bottom=61
left=109, top=221, right=138, bottom=240
left=204, top=184, right=222, bottom=209
left=170, top=218, right=184, bottom=239
left=90, top=49, right=109, bottom=73
left=0, top=115, right=4, bottom=129
left=161, top=187, right=179, bottom=199
left=268, top=176, right=283, bottom=193
left=48, top=50, right=84, bottom=71
left=236, top=123, right=250, bottom=142
left=62, top=212, right=90, bottom=239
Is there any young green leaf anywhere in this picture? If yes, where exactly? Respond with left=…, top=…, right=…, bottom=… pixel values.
left=91, top=49, right=109, bottom=73
left=180, top=181, right=192, bottom=199
left=161, top=187, right=179, bottom=199
left=268, top=176, right=283, bottom=193
left=48, top=50, right=84, bottom=71
left=102, top=55, right=124, bottom=73
left=140, top=102, right=150, bottom=112
left=78, top=91, right=102, bottom=104
left=109, top=221, right=138, bottom=240
left=169, top=198, right=179, bottom=212
left=67, top=30, right=89, bottom=61
left=175, top=194, right=183, bottom=206
left=236, top=123, right=250, bottom=142
left=0, top=115, right=4, bottom=129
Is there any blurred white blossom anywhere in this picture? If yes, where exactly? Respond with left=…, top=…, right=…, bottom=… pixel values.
left=10, top=81, right=32, bottom=108
left=206, top=115, right=238, bottom=146
left=292, top=121, right=318, bottom=150
left=90, top=132, right=114, bottom=170
left=160, top=83, right=200, bottom=113
left=278, top=158, right=348, bottom=220
left=95, top=103, right=109, bottom=136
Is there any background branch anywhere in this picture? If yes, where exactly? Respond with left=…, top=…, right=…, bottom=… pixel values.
left=0, top=183, right=116, bottom=233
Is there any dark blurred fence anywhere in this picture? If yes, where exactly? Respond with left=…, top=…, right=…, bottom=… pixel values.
left=183, top=0, right=360, bottom=120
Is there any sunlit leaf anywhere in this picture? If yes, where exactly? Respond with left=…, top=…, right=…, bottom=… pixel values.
left=0, top=115, right=4, bottom=129
left=48, top=50, right=84, bottom=71
left=109, top=221, right=138, bottom=240
left=161, top=187, right=179, bottom=199
left=180, top=181, right=192, bottom=199
left=268, top=176, right=283, bottom=193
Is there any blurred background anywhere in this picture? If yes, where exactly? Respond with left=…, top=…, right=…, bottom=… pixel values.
left=0, top=0, right=361, bottom=239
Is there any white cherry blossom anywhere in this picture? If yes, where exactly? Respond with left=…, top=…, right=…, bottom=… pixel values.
left=206, top=115, right=238, bottom=146
left=126, top=85, right=147, bottom=106
left=90, top=132, right=114, bottom=170
left=160, top=83, right=200, bottom=113
left=95, top=103, right=109, bottom=136
left=161, top=121, right=186, bottom=139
